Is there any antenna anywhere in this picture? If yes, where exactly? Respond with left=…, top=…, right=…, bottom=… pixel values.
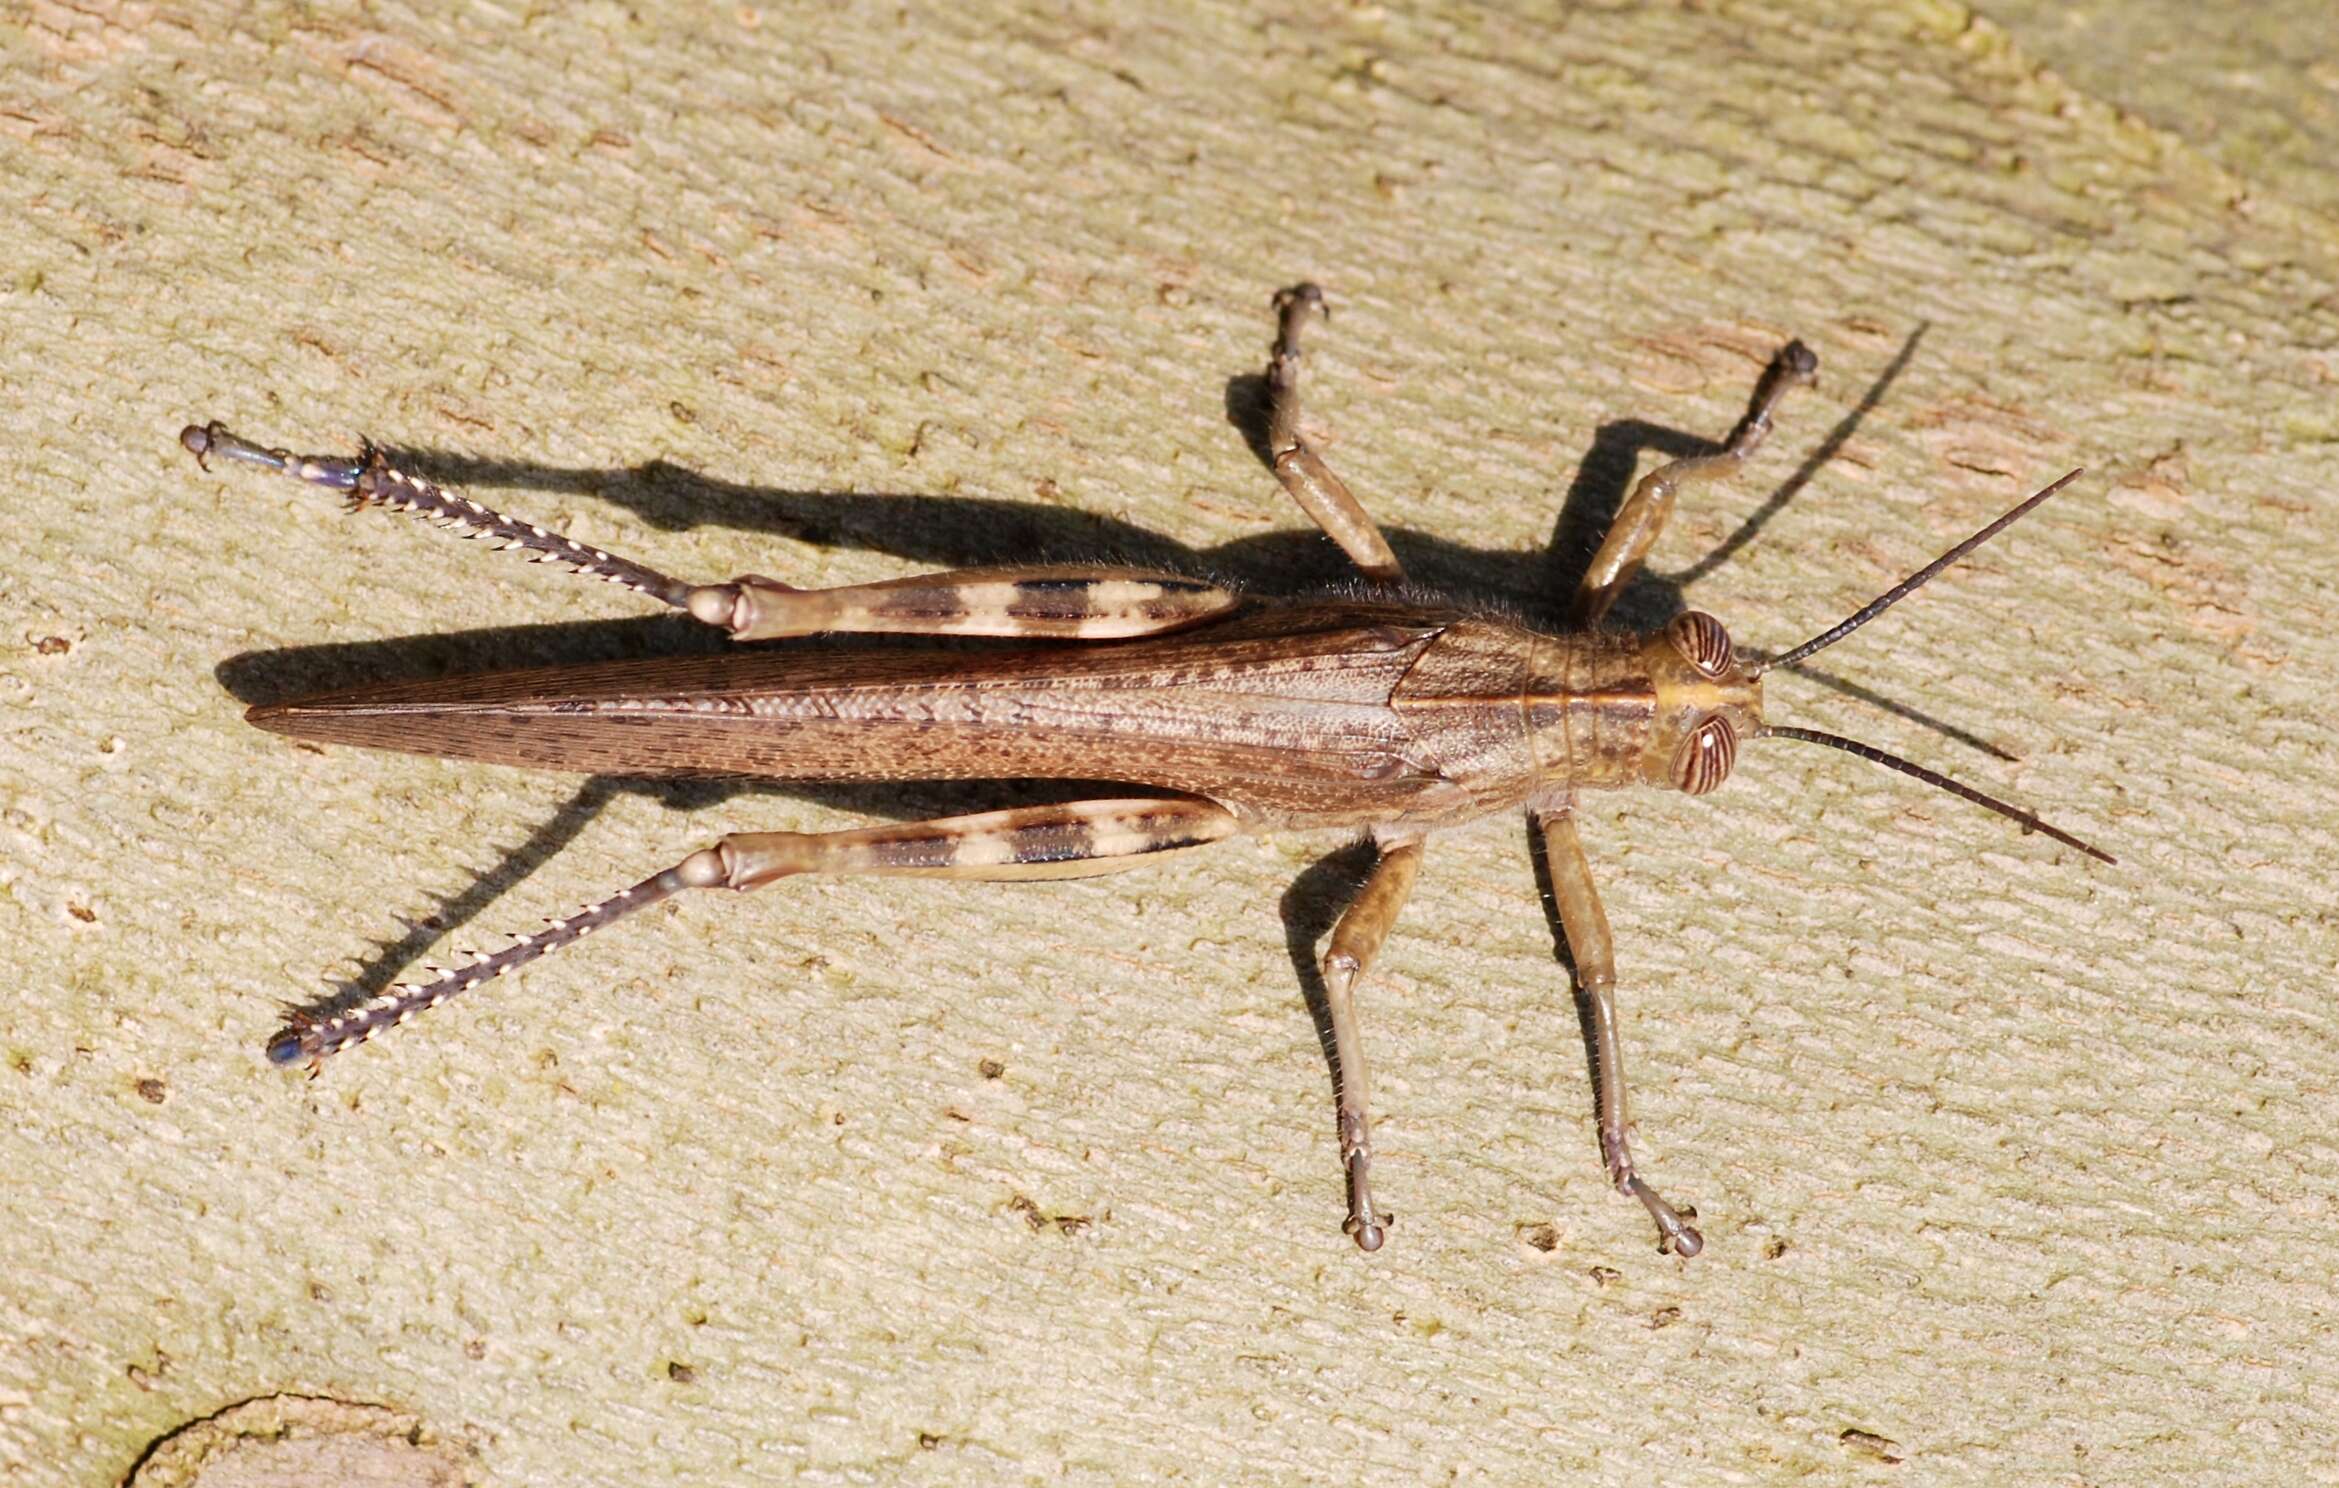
left=1758, top=725, right=2114, bottom=863
left=1751, top=469, right=2110, bottom=863
left=1757, top=468, right=2085, bottom=675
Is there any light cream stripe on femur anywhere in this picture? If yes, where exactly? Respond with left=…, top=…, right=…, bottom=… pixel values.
left=949, top=827, right=1027, bottom=870
left=701, top=569, right=1240, bottom=641
left=1066, top=800, right=1218, bottom=860
left=706, top=797, right=1240, bottom=889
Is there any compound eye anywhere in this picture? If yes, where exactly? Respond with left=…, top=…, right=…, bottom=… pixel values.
left=1667, top=611, right=1734, bottom=676
left=1671, top=715, right=1737, bottom=795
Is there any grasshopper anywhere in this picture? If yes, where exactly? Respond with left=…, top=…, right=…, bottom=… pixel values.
left=183, top=285, right=2110, bottom=1256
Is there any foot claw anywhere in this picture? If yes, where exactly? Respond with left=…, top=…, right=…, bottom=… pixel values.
left=179, top=422, right=214, bottom=467
left=1626, top=1176, right=1705, bottom=1260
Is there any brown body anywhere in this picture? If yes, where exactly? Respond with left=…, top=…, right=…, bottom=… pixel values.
left=188, top=288, right=2100, bottom=1259
left=249, top=598, right=1758, bottom=832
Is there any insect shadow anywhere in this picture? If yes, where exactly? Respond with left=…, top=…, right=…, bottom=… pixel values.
left=217, top=326, right=1965, bottom=1054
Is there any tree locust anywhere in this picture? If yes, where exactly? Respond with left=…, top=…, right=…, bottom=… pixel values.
left=182, top=284, right=2111, bottom=1257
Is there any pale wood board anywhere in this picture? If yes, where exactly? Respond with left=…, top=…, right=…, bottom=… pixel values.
left=4, top=2, right=2334, bottom=1483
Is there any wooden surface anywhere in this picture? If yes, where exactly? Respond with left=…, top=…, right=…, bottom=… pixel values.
left=5, top=2, right=2334, bottom=1483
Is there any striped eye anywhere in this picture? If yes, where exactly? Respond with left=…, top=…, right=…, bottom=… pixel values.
left=1667, top=611, right=1734, bottom=676
left=1671, top=715, right=1738, bottom=795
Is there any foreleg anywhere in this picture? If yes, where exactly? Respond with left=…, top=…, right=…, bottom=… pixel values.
left=1534, top=804, right=1703, bottom=1256
left=1569, top=340, right=1817, bottom=626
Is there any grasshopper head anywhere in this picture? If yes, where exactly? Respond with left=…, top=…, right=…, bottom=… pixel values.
left=1641, top=611, right=1763, bottom=795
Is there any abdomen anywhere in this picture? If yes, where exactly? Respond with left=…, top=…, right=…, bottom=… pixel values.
left=246, top=605, right=1467, bottom=827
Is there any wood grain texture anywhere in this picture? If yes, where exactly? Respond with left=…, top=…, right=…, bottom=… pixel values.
left=3, top=2, right=2333, bottom=1483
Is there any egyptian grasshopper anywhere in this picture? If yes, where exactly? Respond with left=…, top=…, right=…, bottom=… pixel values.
left=184, top=285, right=2109, bottom=1255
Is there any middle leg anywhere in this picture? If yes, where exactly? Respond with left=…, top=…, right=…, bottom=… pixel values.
left=1316, top=833, right=1425, bottom=1252
left=1264, top=284, right=1406, bottom=583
